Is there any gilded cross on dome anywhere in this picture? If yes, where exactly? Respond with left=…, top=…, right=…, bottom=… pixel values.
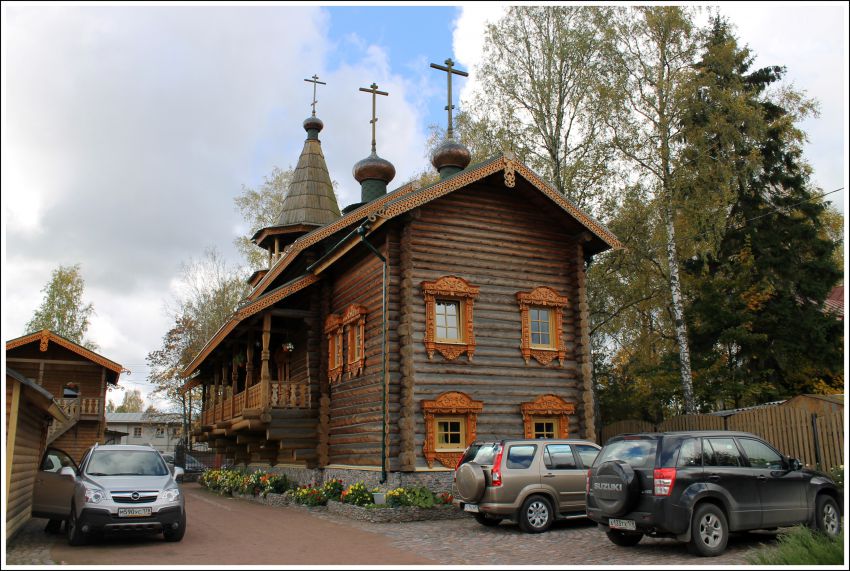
left=359, top=82, right=389, bottom=154
left=430, top=58, right=468, bottom=139
left=304, top=74, right=327, bottom=117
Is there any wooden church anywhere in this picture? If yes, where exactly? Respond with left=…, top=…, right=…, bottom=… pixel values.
left=181, top=62, right=621, bottom=486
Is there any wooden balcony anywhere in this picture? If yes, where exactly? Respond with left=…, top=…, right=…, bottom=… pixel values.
left=57, top=397, right=103, bottom=420
left=200, top=379, right=312, bottom=427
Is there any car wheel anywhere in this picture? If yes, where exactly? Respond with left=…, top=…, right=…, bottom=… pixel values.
left=606, top=529, right=643, bottom=547
left=688, top=503, right=728, bottom=557
left=812, top=495, right=841, bottom=537
left=473, top=513, right=503, bottom=527
left=163, top=512, right=186, bottom=542
left=518, top=495, right=554, bottom=534
left=66, top=503, right=86, bottom=546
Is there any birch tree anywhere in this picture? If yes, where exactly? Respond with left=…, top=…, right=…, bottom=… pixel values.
left=26, top=264, right=98, bottom=350
left=604, top=6, right=700, bottom=413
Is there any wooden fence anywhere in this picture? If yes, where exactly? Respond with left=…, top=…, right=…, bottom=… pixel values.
left=600, top=408, right=844, bottom=472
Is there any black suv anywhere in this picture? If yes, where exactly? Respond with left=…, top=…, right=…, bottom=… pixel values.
left=586, top=431, right=842, bottom=556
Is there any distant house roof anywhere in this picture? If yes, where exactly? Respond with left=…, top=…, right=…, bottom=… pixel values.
left=106, top=412, right=181, bottom=424
left=710, top=400, right=786, bottom=418
left=824, top=284, right=844, bottom=319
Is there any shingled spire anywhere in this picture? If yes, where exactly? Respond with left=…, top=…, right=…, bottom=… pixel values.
left=251, top=75, right=342, bottom=268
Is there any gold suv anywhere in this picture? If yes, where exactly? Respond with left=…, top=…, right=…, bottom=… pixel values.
left=453, top=439, right=601, bottom=533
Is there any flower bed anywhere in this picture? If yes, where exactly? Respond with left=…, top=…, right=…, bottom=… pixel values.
left=199, top=468, right=460, bottom=522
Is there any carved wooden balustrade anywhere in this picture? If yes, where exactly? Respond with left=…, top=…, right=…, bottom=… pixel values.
left=80, top=397, right=102, bottom=416
left=273, top=380, right=311, bottom=409
left=202, top=407, right=214, bottom=426
left=233, top=391, right=246, bottom=415
left=246, top=383, right=264, bottom=409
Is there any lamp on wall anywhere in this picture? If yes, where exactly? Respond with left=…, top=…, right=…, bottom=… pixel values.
left=282, top=342, right=295, bottom=352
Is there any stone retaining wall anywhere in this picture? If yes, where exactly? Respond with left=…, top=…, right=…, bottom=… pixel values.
left=224, top=491, right=463, bottom=523
left=238, top=465, right=455, bottom=492
left=326, top=500, right=466, bottom=524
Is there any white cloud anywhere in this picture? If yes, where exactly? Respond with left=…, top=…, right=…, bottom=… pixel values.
left=452, top=5, right=507, bottom=110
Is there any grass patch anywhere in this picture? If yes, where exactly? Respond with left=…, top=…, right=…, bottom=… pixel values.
left=747, top=525, right=844, bottom=565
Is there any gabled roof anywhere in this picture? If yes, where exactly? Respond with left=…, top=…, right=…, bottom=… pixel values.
left=106, top=412, right=182, bottom=424
left=249, top=153, right=621, bottom=301
left=179, top=153, right=622, bottom=383
left=6, top=329, right=124, bottom=382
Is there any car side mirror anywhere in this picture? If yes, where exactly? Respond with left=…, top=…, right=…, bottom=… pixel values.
left=59, top=466, right=76, bottom=479
left=173, top=466, right=185, bottom=482
left=788, top=457, right=802, bottom=471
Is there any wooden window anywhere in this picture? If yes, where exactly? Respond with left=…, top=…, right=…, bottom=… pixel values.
left=156, top=427, right=165, bottom=437
left=516, top=286, right=568, bottom=365
left=342, top=304, right=367, bottom=378
left=324, top=314, right=343, bottom=383
left=435, top=417, right=466, bottom=451
left=133, top=427, right=142, bottom=438
left=421, top=276, right=479, bottom=361
left=521, top=394, right=575, bottom=439
left=532, top=417, right=558, bottom=439
left=422, top=391, right=484, bottom=468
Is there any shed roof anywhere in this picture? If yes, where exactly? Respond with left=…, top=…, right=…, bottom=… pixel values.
left=6, top=329, right=124, bottom=381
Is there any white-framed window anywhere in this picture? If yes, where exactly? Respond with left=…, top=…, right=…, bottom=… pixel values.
left=133, top=427, right=142, bottom=438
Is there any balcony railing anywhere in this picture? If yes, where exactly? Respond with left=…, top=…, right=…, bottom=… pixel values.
left=199, top=377, right=312, bottom=428
left=57, top=397, right=102, bottom=417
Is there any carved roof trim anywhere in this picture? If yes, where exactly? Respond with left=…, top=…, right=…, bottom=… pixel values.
left=6, top=330, right=123, bottom=379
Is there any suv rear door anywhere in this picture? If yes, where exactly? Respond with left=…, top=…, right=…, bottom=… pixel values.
left=501, top=443, right=540, bottom=503
left=541, top=443, right=586, bottom=513
left=703, top=436, right=760, bottom=529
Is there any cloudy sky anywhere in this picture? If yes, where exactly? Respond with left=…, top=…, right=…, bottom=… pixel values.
left=3, top=3, right=847, bottom=410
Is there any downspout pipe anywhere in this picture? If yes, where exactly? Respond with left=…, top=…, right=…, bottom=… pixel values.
left=356, top=222, right=388, bottom=484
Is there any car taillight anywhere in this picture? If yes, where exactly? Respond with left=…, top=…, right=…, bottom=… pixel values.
left=654, top=467, right=677, bottom=496
left=586, top=469, right=592, bottom=494
left=491, top=445, right=504, bottom=487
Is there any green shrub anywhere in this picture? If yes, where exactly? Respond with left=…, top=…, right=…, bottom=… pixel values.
left=385, top=486, right=437, bottom=508
left=340, top=482, right=374, bottom=507
left=747, top=526, right=844, bottom=565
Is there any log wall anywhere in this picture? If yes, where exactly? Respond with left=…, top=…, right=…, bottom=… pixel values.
left=408, top=183, right=588, bottom=468
left=6, top=389, right=48, bottom=539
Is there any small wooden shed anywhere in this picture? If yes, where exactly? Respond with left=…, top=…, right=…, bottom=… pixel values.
left=780, top=394, right=844, bottom=416
left=5, top=367, right=68, bottom=540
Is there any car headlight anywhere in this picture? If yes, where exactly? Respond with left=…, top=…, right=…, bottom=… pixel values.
left=84, top=487, right=105, bottom=504
left=162, top=488, right=181, bottom=502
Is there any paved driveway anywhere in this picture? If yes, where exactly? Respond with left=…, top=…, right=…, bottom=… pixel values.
left=5, top=482, right=779, bottom=566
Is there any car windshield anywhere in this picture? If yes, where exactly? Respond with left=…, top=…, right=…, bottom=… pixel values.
left=596, top=438, right=658, bottom=469
left=86, top=450, right=169, bottom=476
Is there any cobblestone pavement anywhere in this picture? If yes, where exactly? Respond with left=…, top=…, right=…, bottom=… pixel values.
left=4, top=518, right=61, bottom=566
left=5, top=490, right=781, bottom=567
left=299, top=501, right=777, bottom=566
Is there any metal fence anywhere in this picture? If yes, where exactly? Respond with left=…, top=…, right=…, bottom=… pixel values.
left=600, top=408, right=844, bottom=472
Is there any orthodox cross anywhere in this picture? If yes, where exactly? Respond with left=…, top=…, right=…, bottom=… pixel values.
left=359, top=82, right=389, bottom=154
left=304, top=74, right=326, bottom=117
left=430, top=58, right=468, bottom=139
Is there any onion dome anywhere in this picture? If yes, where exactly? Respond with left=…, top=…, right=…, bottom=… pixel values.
left=303, top=115, right=324, bottom=138
left=431, top=137, right=471, bottom=179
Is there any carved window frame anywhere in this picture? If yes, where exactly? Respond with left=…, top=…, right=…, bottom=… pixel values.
left=342, top=304, right=367, bottom=379
left=324, top=314, right=343, bottom=384
left=421, top=276, right=480, bottom=361
left=521, top=394, right=575, bottom=439
left=422, top=391, right=484, bottom=469
left=516, top=286, right=569, bottom=366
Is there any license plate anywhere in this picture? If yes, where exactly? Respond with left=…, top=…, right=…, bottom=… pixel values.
left=118, top=507, right=152, bottom=518
left=463, top=503, right=480, bottom=513
left=609, top=518, right=636, bottom=531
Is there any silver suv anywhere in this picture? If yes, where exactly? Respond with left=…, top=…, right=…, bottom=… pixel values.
left=453, top=439, right=601, bottom=533
left=64, top=444, right=187, bottom=545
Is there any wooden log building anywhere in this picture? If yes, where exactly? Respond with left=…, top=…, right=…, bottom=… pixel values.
left=180, top=68, right=621, bottom=486
left=5, top=367, right=68, bottom=540
left=6, top=330, right=123, bottom=463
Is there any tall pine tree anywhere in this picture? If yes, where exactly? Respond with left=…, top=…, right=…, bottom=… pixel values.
left=683, top=17, right=843, bottom=407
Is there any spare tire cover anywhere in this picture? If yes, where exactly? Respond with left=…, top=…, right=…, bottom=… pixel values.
left=456, top=462, right=486, bottom=502
left=592, top=460, right=639, bottom=516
